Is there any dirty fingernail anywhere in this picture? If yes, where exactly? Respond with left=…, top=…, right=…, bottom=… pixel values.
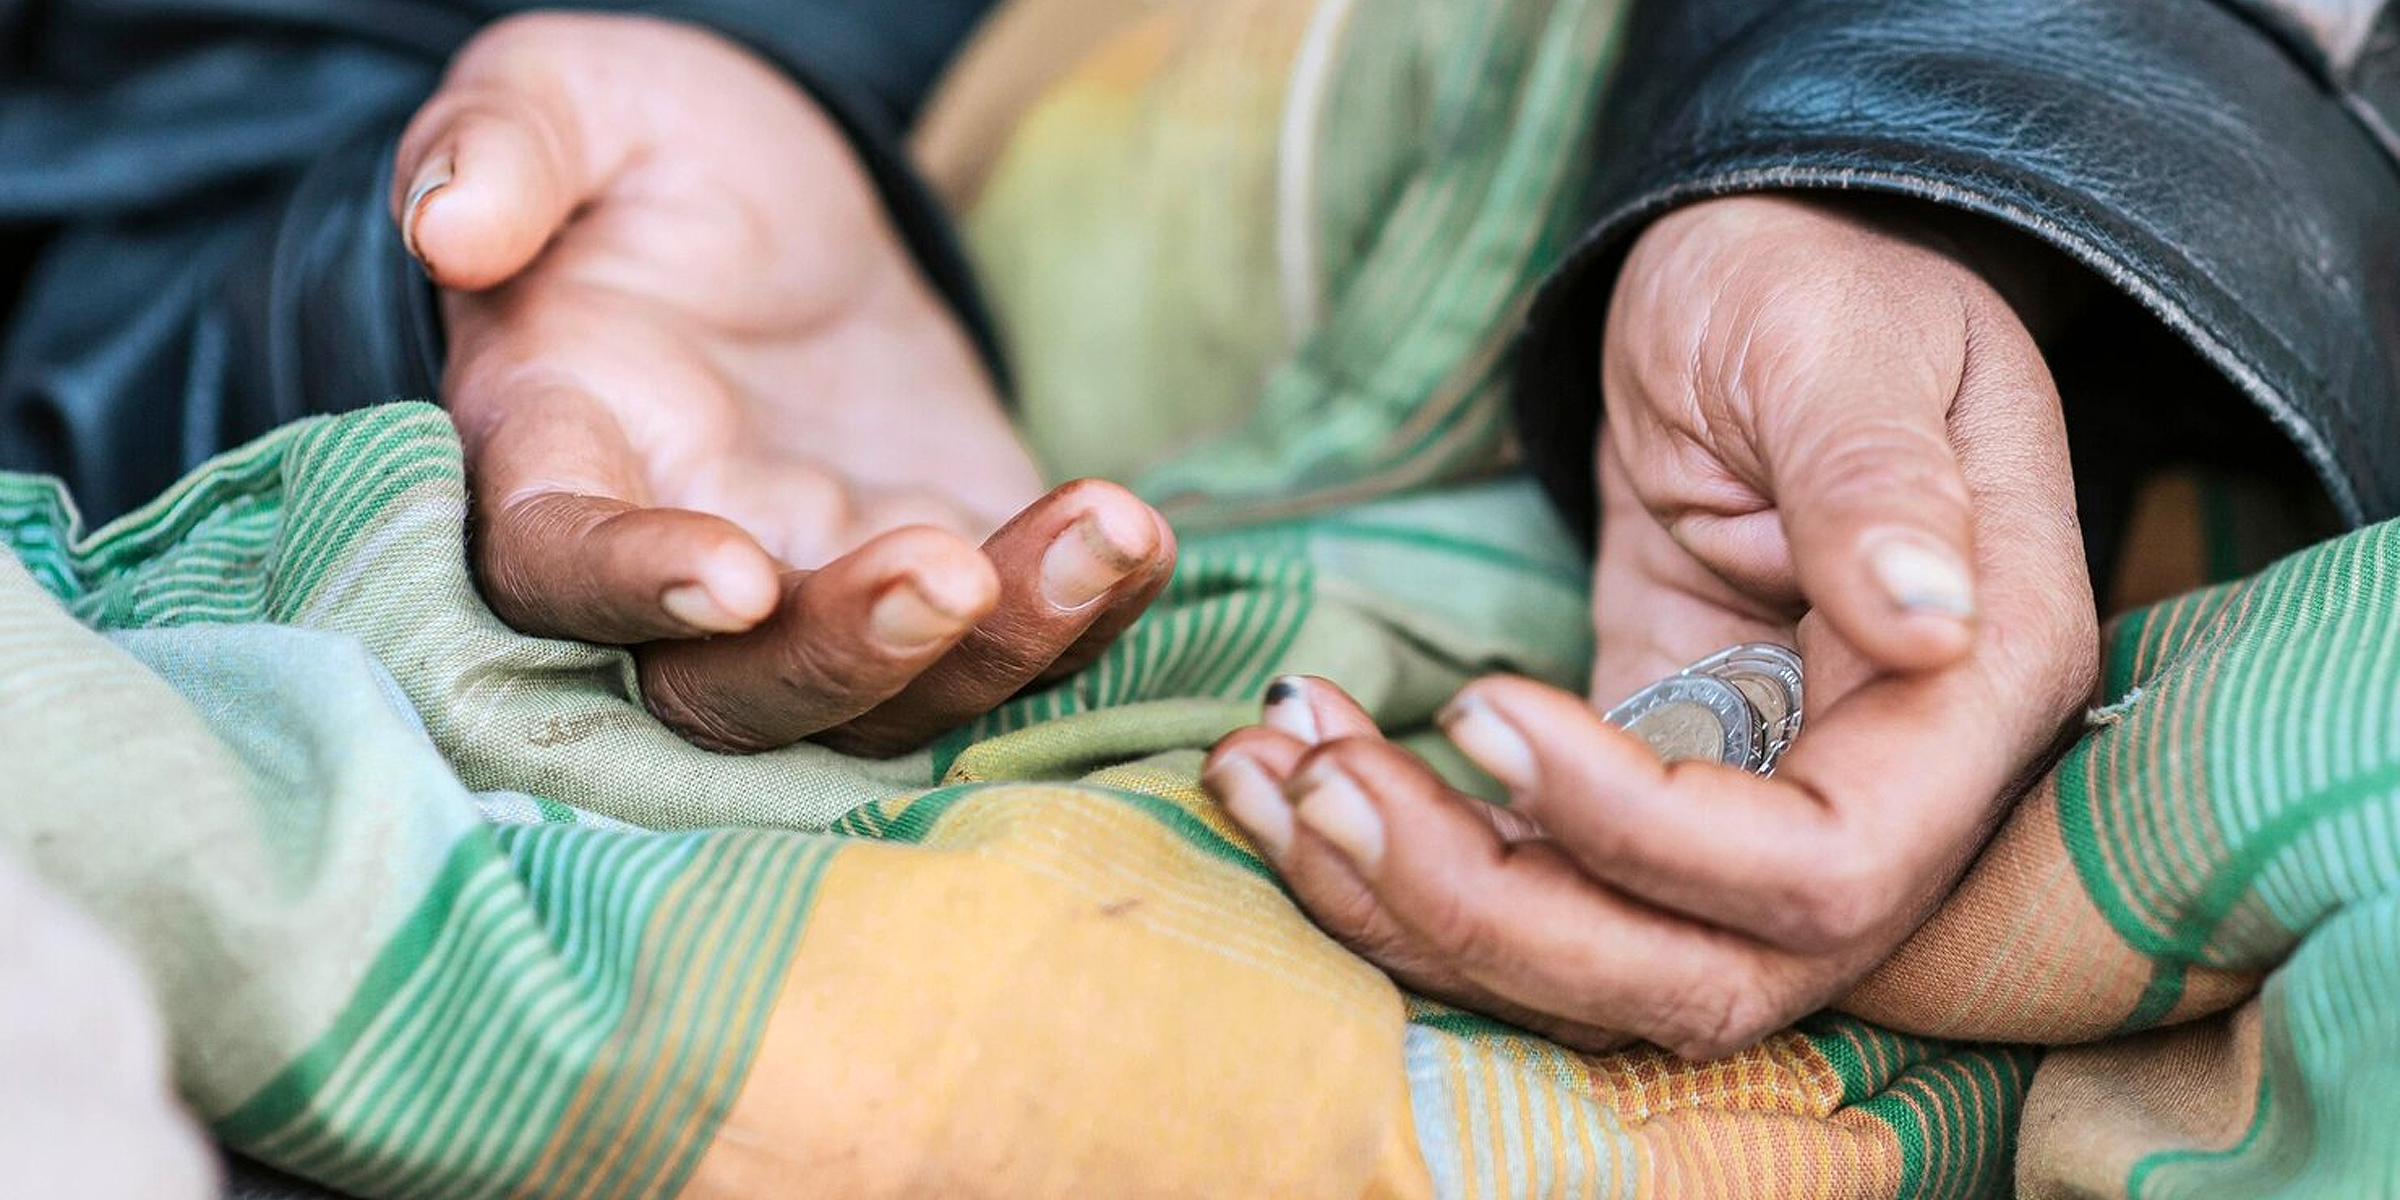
left=1868, top=537, right=1975, bottom=620
left=1204, top=753, right=1293, bottom=859
left=1439, top=692, right=1536, bottom=791
left=402, top=152, right=453, bottom=262
left=1039, top=510, right=1146, bottom=610
left=1263, top=676, right=1320, bottom=743
left=869, top=581, right=965, bottom=651
left=661, top=582, right=743, bottom=634
left=1293, top=762, right=1385, bottom=875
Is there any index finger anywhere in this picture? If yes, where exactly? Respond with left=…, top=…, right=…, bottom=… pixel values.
left=1437, top=668, right=2030, bottom=955
left=1289, top=736, right=1821, bottom=1060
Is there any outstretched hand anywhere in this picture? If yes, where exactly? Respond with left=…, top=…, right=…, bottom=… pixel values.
left=1206, top=195, right=2097, bottom=1056
left=395, top=13, right=1172, bottom=754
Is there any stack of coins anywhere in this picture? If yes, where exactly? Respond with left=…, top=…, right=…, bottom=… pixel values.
left=1602, top=643, right=1804, bottom=776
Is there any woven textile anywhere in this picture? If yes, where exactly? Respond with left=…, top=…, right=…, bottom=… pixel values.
left=3, top=0, right=2393, bottom=1191
left=8, top=400, right=2392, bottom=1198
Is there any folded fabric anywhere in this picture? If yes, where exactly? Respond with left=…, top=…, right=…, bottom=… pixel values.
left=7, top=401, right=2394, bottom=1198
left=1851, top=513, right=2400, bottom=1198
left=4, top=0, right=2392, bottom=1192
left=0, top=404, right=1925, bottom=1197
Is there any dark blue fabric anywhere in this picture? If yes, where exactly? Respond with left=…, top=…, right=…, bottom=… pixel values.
left=0, top=0, right=1000, bottom=520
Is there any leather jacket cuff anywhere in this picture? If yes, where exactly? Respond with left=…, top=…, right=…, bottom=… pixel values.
left=1514, top=0, right=2400, bottom=546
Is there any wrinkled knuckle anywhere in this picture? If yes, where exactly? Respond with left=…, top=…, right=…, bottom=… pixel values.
left=506, top=491, right=599, bottom=546
left=1414, top=886, right=1507, bottom=968
left=1795, top=421, right=1964, bottom=505
left=637, top=655, right=769, bottom=754
left=952, top=626, right=1061, bottom=685
left=1696, top=282, right=1830, bottom=406
left=1324, top=901, right=1412, bottom=962
left=1655, top=981, right=1778, bottom=1062
left=773, top=634, right=893, bottom=702
left=470, top=528, right=556, bottom=632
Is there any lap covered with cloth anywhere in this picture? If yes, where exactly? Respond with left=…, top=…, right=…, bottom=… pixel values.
left=3, top=0, right=2395, bottom=1196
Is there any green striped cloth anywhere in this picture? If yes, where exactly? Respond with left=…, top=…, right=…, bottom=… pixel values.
left=0, top=404, right=1589, bottom=1197
left=5, top=401, right=2394, bottom=1197
left=3, top=0, right=2394, bottom=1190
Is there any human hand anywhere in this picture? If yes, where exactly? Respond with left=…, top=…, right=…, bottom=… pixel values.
left=394, top=13, right=1172, bottom=755
left=1204, top=195, right=2097, bottom=1056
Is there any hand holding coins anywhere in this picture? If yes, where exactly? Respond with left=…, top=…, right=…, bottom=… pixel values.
left=1203, top=196, right=2100, bottom=1061
left=1604, top=644, right=1803, bottom=776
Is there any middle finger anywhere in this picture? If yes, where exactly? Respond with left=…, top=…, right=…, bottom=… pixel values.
left=817, top=479, right=1167, bottom=756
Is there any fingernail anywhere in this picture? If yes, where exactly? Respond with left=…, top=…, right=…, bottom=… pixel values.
left=869, top=581, right=964, bottom=651
left=1204, top=753, right=1293, bottom=859
left=402, top=152, right=452, bottom=262
left=1039, top=511, right=1145, bottom=610
left=1293, top=762, right=1385, bottom=875
left=1438, top=692, right=1536, bottom=791
left=1262, top=676, right=1320, bottom=743
left=661, top=582, right=742, bottom=633
left=1868, top=537, right=1975, bottom=619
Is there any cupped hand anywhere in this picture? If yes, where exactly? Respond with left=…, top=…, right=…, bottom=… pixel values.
left=394, top=13, right=1173, bottom=755
left=1204, top=195, right=2098, bottom=1057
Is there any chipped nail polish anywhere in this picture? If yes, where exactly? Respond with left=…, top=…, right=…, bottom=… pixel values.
left=1263, top=676, right=1321, bottom=743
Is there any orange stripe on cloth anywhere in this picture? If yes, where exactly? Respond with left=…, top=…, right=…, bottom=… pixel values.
left=1606, top=1035, right=1903, bottom=1200
left=1841, top=784, right=2254, bottom=1043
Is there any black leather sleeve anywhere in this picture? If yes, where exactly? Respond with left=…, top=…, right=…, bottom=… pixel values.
left=1513, top=0, right=2400, bottom=547
left=0, top=0, right=999, bottom=522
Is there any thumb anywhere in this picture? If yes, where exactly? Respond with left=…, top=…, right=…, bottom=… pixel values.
left=392, top=22, right=630, bottom=291
left=1754, top=343, right=1981, bottom=674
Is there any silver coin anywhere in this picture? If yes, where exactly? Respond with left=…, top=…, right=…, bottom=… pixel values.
left=1695, top=643, right=1803, bottom=712
left=1602, top=643, right=1805, bottom=775
left=1690, top=643, right=1804, bottom=773
left=1603, top=674, right=1762, bottom=769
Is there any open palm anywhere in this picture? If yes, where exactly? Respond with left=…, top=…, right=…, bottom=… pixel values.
left=398, top=13, right=1173, bottom=755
